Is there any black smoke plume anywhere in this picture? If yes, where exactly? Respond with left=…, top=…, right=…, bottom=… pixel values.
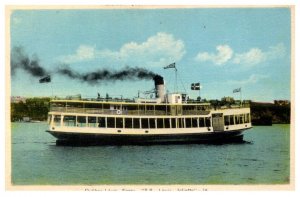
left=11, top=46, right=163, bottom=84
left=57, top=65, right=161, bottom=84
left=11, top=46, right=49, bottom=77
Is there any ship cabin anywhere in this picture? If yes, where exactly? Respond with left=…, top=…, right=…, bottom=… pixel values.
left=48, top=96, right=251, bottom=132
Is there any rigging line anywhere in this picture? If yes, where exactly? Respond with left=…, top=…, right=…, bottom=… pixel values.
left=178, top=72, right=187, bottom=93
left=164, top=69, right=172, bottom=93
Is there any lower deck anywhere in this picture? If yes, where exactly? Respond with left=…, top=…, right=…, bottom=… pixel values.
left=48, top=108, right=251, bottom=134
left=47, top=108, right=252, bottom=145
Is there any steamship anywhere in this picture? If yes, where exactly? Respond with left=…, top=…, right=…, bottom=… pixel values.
left=46, top=75, right=252, bottom=145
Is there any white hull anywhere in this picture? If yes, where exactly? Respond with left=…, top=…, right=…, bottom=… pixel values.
left=47, top=122, right=251, bottom=145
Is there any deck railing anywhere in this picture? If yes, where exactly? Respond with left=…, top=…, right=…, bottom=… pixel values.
left=50, top=107, right=211, bottom=116
left=50, top=100, right=249, bottom=116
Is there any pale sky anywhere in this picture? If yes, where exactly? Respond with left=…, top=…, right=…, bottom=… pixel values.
left=10, top=8, right=291, bottom=102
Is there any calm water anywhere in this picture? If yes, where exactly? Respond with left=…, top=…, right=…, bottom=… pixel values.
left=11, top=122, right=290, bottom=185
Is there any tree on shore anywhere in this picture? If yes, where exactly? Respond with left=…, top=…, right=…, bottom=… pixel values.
left=11, top=97, right=50, bottom=121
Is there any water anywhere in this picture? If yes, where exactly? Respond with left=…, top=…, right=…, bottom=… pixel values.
left=11, top=123, right=290, bottom=185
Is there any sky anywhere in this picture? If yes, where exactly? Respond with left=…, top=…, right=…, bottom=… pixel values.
left=10, top=7, right=291, bottom=102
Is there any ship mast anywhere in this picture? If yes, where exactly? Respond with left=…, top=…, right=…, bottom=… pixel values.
left=164, top=62, right=177, bottom=93
left=175, top=66, right=178, bottom=93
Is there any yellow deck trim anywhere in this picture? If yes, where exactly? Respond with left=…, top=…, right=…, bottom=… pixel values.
left=50, top=99, right=211, bottom=106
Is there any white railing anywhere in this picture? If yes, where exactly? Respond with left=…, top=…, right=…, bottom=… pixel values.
left=50, top=107, right=211, bottom=116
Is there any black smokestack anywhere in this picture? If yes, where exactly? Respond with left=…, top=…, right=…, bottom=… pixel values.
left=57, top=65, right=162, bottom=84
left=11, top=46, right=49, bottom=77
left=153, top=75, right=165, bottom=101
left=153, top=75, right=164, bottom=85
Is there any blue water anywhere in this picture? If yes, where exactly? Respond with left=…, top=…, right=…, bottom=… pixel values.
left=11, top=122, right=290, bottom=185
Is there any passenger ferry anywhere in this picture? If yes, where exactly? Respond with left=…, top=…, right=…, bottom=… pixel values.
left=46, top=75, right=252, bottom=144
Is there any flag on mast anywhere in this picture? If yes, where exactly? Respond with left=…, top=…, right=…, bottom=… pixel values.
left=191, top=83, right=200, bottom=90
left=164, top=62, right=176, bottom=70
left=39, top=75, right=51, bottom=83
left=233, top=87, right=241, bottom=93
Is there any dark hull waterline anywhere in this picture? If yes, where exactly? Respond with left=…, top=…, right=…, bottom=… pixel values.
left=47, top=129, right=249, bottom=146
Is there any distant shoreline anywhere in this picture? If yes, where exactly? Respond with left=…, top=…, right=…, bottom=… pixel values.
left=10, top=98, right=290, bottom=125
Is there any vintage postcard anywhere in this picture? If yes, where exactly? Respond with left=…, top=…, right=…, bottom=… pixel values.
left=6, top=5, right=294, bottom=191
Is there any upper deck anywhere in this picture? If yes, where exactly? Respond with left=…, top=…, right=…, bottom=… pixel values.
left=49, top=98, right=249, bottom=116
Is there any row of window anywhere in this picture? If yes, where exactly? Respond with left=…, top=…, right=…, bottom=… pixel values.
left=52, top=115, right=212, bottom=129
left=51, top=103, right=209, bottom=111
left=51, top=103, right=210, bottom=116
left=51, top=113, right=250, bottom=129
left=224, top=113, right=250, bottom=126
